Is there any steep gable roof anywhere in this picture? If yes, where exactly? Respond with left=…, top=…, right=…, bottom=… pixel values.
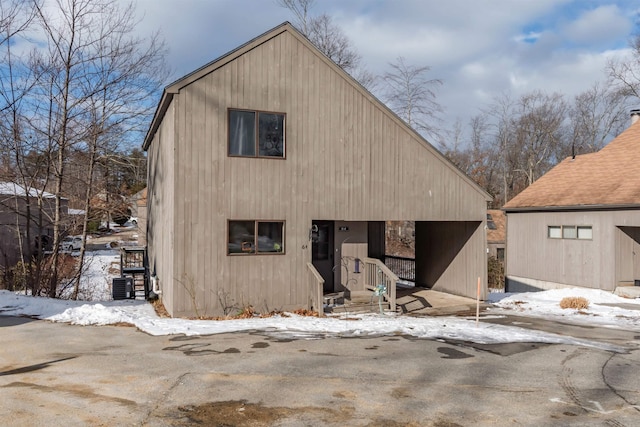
left=503, top=120, right=640, bottom=211
left=143, top=22, right=491, bottom=201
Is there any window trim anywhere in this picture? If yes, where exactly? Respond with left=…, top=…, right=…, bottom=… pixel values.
left=577, top=226, right=593, bottom=240
left=228, top=108, right=286, bottom=159
left=227, top=219, right=286, bottom=256
left=548, top=225, right=562, bottom=239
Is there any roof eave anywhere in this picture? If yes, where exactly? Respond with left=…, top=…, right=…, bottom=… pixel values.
left=503, top=203, right=640, bottom=213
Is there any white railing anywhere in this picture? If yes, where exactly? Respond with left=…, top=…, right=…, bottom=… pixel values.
left=363, top=257, right=398, bottom=313
left=306, top=262, right=325, bottom=317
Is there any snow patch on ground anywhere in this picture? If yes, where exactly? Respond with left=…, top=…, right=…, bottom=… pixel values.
left=0, top=251, right=638, bottom=352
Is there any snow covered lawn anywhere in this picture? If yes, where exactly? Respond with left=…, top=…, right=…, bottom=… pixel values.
left=0, top=250, right=639, bottom=353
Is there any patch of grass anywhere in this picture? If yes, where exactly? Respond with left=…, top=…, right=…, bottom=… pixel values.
left=559, top=296, right=589, bottom=310
left=291, top=308, right=319, bottom=317
left=151, top=299, right=171, bottom=317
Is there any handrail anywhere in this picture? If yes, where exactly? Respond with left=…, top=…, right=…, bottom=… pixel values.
left=384, top=255, right=415, bottom=282
left=306, top=262, right=325, bottom=317
left=363, top=257, right=398, bottom=313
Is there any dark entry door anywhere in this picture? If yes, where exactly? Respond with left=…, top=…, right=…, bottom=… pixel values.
left=312, top=220, right=334, bottom=293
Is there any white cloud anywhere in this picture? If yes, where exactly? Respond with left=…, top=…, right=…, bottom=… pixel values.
left=119, top=0, right=637, bottom=142
left=562, top=5, right=632, bottom=46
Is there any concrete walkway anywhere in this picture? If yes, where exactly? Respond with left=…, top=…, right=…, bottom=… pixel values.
left=396, top=287, right=487, bottom=316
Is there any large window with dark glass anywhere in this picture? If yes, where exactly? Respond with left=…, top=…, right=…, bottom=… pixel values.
left=228, top=220, right=285, bottom=255
left=228, top=109, right=285, bottom=158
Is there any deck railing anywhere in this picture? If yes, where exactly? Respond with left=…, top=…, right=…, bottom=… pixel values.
left=384, top=255, right=415, bottom=282
left=363, top=257, right=398, bottom=312
left=306, top=262, right=325, bottom=317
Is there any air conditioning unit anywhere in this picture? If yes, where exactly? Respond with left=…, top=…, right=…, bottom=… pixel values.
left=112, top=277, right=134, bottom=300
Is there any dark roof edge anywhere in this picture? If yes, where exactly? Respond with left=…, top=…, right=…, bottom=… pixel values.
left=503, top=203, right=640, bottom=213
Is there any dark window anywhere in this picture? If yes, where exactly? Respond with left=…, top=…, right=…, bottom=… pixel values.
left=496, top=248, right=505, bottom=261
left=228, top=220, right=284, bottom=255
left=229, top=109, right=285, bottom=158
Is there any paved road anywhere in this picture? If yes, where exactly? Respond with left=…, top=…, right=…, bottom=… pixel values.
left=1, top=315, right=639, bottom=426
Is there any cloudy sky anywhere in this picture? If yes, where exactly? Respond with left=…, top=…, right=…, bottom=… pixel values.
left=130, top=0, right=639, bottom=142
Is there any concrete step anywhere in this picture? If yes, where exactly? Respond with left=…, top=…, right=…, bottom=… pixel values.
left=614, top=286, right=640, bottom=299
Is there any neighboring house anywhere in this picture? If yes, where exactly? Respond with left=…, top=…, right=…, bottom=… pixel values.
left=143, top=22, right=492, bottom=318
left=503, top=111, right=640, bottom=293
left=486, top=210, right=505, bottom=261
left=0, top=182, right=66, bottom=268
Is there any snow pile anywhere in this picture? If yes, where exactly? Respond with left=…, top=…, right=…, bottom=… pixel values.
left=489, top=288, right=640, bottom=329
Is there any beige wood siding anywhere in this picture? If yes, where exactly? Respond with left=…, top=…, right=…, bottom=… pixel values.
left=148, top=27, right=489, bottom=317
left=147, top=102, right=176, bottom=313
left=506, top=210, right=640, bottom=291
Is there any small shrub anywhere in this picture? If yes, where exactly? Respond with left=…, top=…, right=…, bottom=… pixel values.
left=559, top=296, right=589, bottom=310
left=235, top=306, right=255, bottom=318
left=292, top=308, right=319, bottom=317
left=487, top=256, right=504, bottom=289
left=152, top=299, right=170, bottom=317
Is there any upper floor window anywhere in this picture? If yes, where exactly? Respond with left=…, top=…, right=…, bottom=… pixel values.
left=228, top=109, right=285, bottom=158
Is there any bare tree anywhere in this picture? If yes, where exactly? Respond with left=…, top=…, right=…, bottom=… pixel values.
left=25, top=0, right=167, bottom=298
left=277, top=0, right=315, bottom=35
left=566, top=82, right=629, bottom=157
left=0, top=0, right=54, bottom=294
left=607, top=33, right=640, bottom=100
left=512, top=91, right=567, bottom=186
left=382, top=56, right=444, bottom=141
left=277, top=0, right=377, bottom=90
left=307, top=13, right=361, bottom=72
left=440, top=115, right=502, bottom=207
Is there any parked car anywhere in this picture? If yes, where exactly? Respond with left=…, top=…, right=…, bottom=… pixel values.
left=129, top=217, right=138, bottom=225
left=60, top=235, right=83, bottom=252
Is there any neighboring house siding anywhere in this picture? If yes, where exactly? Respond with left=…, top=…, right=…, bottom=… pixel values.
left=0, top=191, right=61, bottom=268
left=147, top=102, right=176, bottom=312
left=506, top=210, right=640, bottom=291
left=147, top=26, right=489, bottom=317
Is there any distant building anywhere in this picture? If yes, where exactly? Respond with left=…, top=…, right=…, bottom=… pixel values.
left=504, top=111, right=640, bottom=293
left=486, top=210, right=505, bottom=262
left=0, top=182, right=67, bottom=268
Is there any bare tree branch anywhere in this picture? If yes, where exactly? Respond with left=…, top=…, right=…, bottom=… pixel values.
left=382, top=56, right=444, bottom=141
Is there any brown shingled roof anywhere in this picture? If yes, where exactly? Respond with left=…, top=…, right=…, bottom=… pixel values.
left=487, top=209, right=505, bottom=243
left=503, top=120, right=640, bottom=210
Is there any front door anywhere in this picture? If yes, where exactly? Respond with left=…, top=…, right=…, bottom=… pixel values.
left=312, top=220, right=334, bottom=293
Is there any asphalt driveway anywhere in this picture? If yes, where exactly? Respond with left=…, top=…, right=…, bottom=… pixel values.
left=1, top=314, right=639, bottom=426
